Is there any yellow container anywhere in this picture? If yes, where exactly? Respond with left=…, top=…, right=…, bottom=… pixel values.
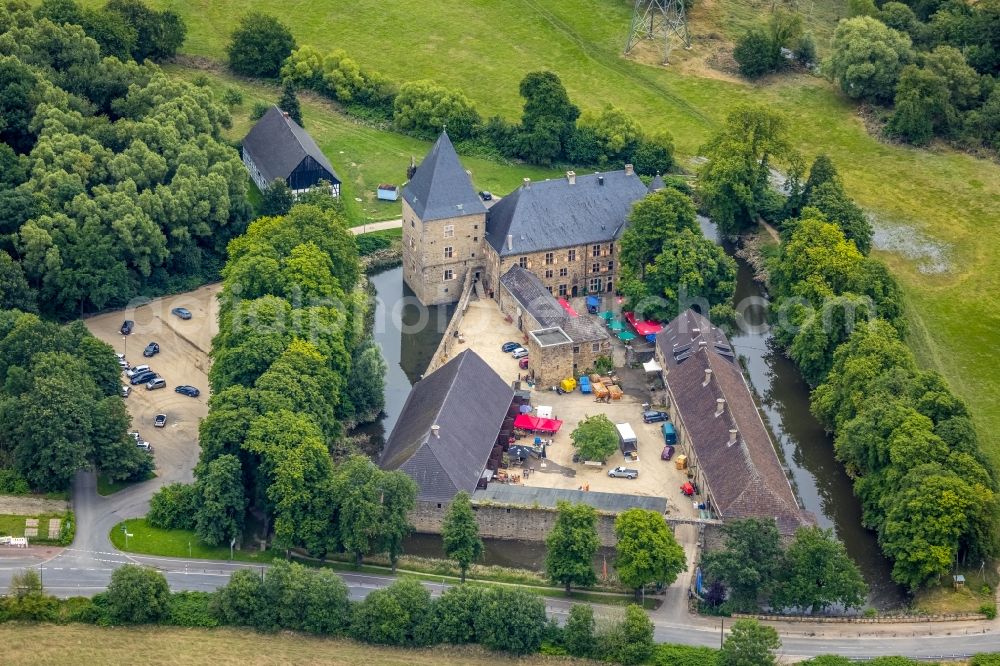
left=560, top=377, right=577, bottom=392
left=675, top=455, right=688, bottom=470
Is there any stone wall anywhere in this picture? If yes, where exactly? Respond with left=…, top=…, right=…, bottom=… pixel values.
left=485, top=241, right=619, bottom=302
left=424, top=275, right=477, bottom=375
left=402, top=198, right=486, bottom=306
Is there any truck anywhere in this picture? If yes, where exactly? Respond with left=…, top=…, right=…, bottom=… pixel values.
left=615, top=422, right=639, bottom=461
left=608, top=466, right=639, bottom=479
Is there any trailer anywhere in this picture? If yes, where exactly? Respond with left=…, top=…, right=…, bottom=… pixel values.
left=615, top=422, right=639, bottom=462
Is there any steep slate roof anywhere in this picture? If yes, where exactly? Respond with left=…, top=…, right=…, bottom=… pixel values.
left=402, top=131, right=487, bottom=222
left=499, top=266, right=608, bottom=343
left=486, top=170, right=648, bottom=256
left=242, top=105, right=339, bottom=184
left=647, top=173, right=666, bottom=193
left=380, top=350, right=513, bottom=503
left=657, top=310, right=811, bottom=535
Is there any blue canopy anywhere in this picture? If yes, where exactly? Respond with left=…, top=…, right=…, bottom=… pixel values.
left=586, top=296, right=601, bottom=308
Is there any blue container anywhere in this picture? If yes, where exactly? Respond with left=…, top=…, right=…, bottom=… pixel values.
left=661, top=422, right=677, bottom=445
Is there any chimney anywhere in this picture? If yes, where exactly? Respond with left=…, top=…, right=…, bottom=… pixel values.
left=431, top=424, right=441, bottom=438
left=715, top=398, right=726, bottom=417
left=624, top=163, right=634, bottom=176
left=597, top=175, right=605, bottom=186
left=507, top=234, right=513, bottom=251
left=523, top=177, right=531, bottom=188
left=729, top=429, right=739, bottom=445
left=282, top=112, right=290, bottom=118
left=703, top=368, right=713, bottom=386
left=566, top=170, right=576, bottom=185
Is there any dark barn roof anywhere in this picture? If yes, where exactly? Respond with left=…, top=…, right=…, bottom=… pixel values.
left=402, top=131, right=486, bottom=222
left=242, top=105, right=340, bottom=185
left=380, top=350, right=514, bottom=503
left=657, top=310, right=811, bottom=535
left=499, top=266, right=607, bottom=344
left=486, top=170, right=648, bottom=256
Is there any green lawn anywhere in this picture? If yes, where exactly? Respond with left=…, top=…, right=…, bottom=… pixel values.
left=97, top=471, right=155, bottom=496
left=141, top=0, right=999, bottom=463
left=109, top=518, right=277, bottom=562
left=0, top=513, right=68, bottom=543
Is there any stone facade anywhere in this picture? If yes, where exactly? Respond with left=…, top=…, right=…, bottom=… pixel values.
left=402, top=197, right=486, bottom=306
left=482, top=241, right=618, bottom=303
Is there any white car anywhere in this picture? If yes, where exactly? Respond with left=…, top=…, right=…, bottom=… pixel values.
left=125, top=364, right=150, bottom=378
left=121, top=385, right=131, bottom=398
left=116, top=353, right=128, bottom=369
left=512, top=347, right=529, bottom=359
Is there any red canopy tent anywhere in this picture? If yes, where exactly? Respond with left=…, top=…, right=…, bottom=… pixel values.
left=513, top=414, right=563, bottom=433
left=624, top=311, right=663, bottom=337
left=557, top=298, right=578, bottom=317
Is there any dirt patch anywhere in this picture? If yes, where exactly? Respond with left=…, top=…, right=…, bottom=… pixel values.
left=871, top=218, right=951, bottom=275
left=0, top=496, right=68, bottom=514
left=83, top=285, right=221, bottom=484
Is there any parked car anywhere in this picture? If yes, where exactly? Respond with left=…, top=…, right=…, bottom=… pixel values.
left=136, top=441, right=152, bottom=452
left=479, top=190, right=492, bottom=201
left=146, top=377, right=167, bottom=390
left=116, top=353, right=128, bottom=368
left=171, top=307, right=192, bottom=320
left=120, top=320, right=134, bottom=335
left=608, top=466, right=639, bottom=479
left=129, top=371, right=157, bottom=385
left=143, top=342, right=160, bottom=357
left=125, top=364, right=150, bottom=378
left=512, top=348, right=529, bottom=359
left=501, top=341, right=520, bottom=352
left=642, top=410, right=669, bottom=423
left=175, top=385, right=200, bottom=397
left=660, top=444, right=675, bottom=461
left=121, top=385, right=130, bottom=398
left=153, top=414, right=167, bottom=428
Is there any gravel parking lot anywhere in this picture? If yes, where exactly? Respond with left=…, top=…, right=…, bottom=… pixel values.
left=84, top=284, right=221, bottom=483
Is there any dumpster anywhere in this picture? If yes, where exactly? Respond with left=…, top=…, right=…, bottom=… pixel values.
left=560, top=377, right=577, bottom=392
left=579, top=375, right=592, bottom=393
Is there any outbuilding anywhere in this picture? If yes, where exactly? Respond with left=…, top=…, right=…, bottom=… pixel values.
left=242, top=105, right=341, bottom=197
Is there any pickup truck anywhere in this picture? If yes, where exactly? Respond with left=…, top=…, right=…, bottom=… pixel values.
left=608, top=466, right=639, bottom=479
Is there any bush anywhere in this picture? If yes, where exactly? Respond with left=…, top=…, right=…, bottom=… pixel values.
left=60, top=596, right=103, bottom=624
left=972, top=654, right=1000, bottom=666
left=2, top=593, right=59, bottom=621
left=980, top=603, right=997, bottom=619
left=350, top=578, right=434, bottom=647
left=356, top=233, right=393, bottom=256
left=650, top=643, right=721, bottom=666
left=104, top=564, right=170, bottom=625
left=434, top=585, right=486, bottom=644
left=210, top=568, right=270, bottom=630
left=632, top=131, right=675, bottom=176
left=147, top=482, right=199, bottom=530
left=563, top=604, right=596, bottom=658
left=392, top=80, right=480, bottom=140
left=227, top=12, right=296, bottom=78
left=795, top=33, right=817, bottom=66
left=250, top=101, right=269, bottom=121
left=0, top=468, right=31, bottom=494
left=599, top=604, right=654, bottom=665
left=474, top=587, right=546, bottom=655
left=222, top=87, right=244, bottom=107
left=167, top=591, right=218, bottom=627
left=733, top=29, right=781, bottom=79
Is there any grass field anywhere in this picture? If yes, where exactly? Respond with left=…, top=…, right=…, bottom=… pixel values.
left=0, top=513, right=66, bottom=543
left=117, top=0, right=999, bottom=463
left=109, top=518, right=277, bottom=562
left=0, top=624, right=589, bottom=666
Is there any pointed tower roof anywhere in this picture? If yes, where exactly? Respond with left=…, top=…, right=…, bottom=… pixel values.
left=647, top=172, right=666, bottom=193
left=402, top=131, right=486, bottom=222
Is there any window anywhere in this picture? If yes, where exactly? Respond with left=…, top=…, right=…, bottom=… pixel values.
left=444, top=269, right=454, bottom=281
left=592, top=343, right=601, bottom=352
left=411, top=220, right=415, bottom=227
left=444, top=225, right=454, bottom=238
left=609, top=242, right=614, bottom=254
left=607, top=260, right=614, bottom=271
left=592, top=244, right=601, bottom=257
left=558, top=284, right=567, bottom=296
left=592, top=262, right=600, bottom=273
left=546, top=286, right=552, bottom=293
left=545, top=252, right=554, bottom=265
left=559, top=267, right=568, bottom=277
left=590, top=277, right=602, bottom=292
left=568, top=249, right=576, bottom=262
left=444, top=246, right=453, bottom=258
left=474, top=224, right=478, bottom=230
left=545, top=269, right=553, bottom=278
left=473, top=237, right=478, bottom=242
left=518, top=257, right=528, bottom=268
left=573, top=346, right=580, bottom=354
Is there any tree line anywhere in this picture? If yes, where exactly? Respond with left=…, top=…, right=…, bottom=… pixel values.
left=0, top=308, right=151, bottom=491
left=225, top=12, right=676, bottom=173
left=694, top=104, right=997, bottom=590
left=148, top=201, right=402, bottom=560
left=0, top=1, right=252, bottom=319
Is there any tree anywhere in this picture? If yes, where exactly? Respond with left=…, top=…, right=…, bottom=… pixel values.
left=699, top=104, right=793, bottom=235
left=769, top=9, right=804, bottom=49
left=347, top=340, right=387, bottom=420
left=829, top=17, right=914, bottom=103
left=806, top=180, right=872, bottom=254
left=579, top=104, right=642, bottom=164
left=259, top=179, right=294, bottom=219
left=569, top=414, right=619, bottom=463
left=195, top=454, right=247, bottom=546
left=278, top=81, right=302, bottom=125
left=392, top=80, right=480, bottom=140
left=104, top=0, right=185, bottom=61
left=795, top=33, right=817, bottom=66
left=545, top=501, right=599, bottom=593
left=771, top=527, right=867, bottom=613
left=0, top=251, right=37, bottom=312
left=378, top=469, right=418, bottom=572
left=104, top=564, right=170, bottom=624
left=879, top=2, right=918, bottom=36
left=733, top=29, right=780, bottom=79
left=888, top=65, right=954, bottom=145
left=350, top=578, right=434, bottom=646
left=227, top=12, right=296, bottom=78
left=563, top=604, right=597, bottom=657
left=474, top=587, right=547, bottom=654
left=601, top=604, right=655, bottom=665
left=441, top=491, right=483, bottom=582
left=619, top=187, right=698, bottom=278
left=148, top=482, right=199, bottom=530
left=614, top=508, right=687, bottom=600
left=701, top=518, right=783, bottom=610
left=518, top=71, right=579, bottom=165
left=331, top=455, right=384, bottom=565
left=719, top=619, right=781, bottom=666
left=632, top=131, right=675, bottom=175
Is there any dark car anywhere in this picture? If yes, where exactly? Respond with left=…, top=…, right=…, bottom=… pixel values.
left=479, top=191, right=492, bottom=201
left=120, top=320, right=134, bottom=335
left=501, top=341, right=520, bottom=352
left=660, top=445, right=675, bottom=461
left=130, top=371, right=157, bottom=385
left=143, top=342, right=160, bottom=357
left=642, top=410, right=669, bottom=424
left=154, top=414, right=167, bottom=428
left=175, top=385, right=200, bottom=398
left=171, top=307, right=192, bottom=320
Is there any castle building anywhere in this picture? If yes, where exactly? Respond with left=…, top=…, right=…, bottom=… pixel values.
left=402, top=131, right=652, bottom=306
